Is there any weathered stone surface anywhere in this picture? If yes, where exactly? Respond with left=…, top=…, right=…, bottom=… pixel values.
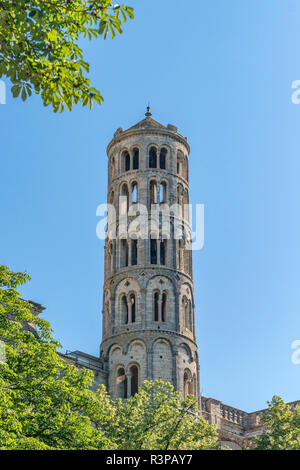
left=100, top=110, right=200, bottom=404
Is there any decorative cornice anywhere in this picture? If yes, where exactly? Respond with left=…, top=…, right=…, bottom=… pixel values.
left=107, top=128, right=190, bottom=155
left=100, top=328, right=199, bottom=349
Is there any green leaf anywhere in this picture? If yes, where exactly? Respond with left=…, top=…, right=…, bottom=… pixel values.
left=99, top=21, right=106, bottom=35
left=11, top=85, right=21, bottom=98
left=21, top=87, right=27, bottom=101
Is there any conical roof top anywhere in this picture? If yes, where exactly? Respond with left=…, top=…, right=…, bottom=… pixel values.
left=108, top=107, right=190, bottom=153
left=124, top=106, right=169, bottom=132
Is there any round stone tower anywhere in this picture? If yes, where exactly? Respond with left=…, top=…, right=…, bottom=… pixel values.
left=100, top=108, right=200, bottom=404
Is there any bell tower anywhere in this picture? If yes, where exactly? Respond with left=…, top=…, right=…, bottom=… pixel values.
left=100, top=108, right=200, bottom=403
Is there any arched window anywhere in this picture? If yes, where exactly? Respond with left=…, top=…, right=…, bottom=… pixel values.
left=183, top=190, right=189, bottom=221
left=133, top=148, right=139, bottom=170
left=150, top=180, right=158, bottom=205
left=131, top=239, right=137, bottom=266
left=159, top=148, right=167, bottom=169
left=160, top=240, right=166, bottom=265
left=121, top=184, right=129, bottom=214
left=177, top=151, right=184, bottom=176
left=183, top=297, right=192, bottom=330
left=177, top=185, right=185, bottom=220
left=154, top=292, right=159, bottom=321
left=121, top=239, right=129, bottom=267
left=149, top=147, right=157, bottom=168
left=150, top=237, right=157, bottom=264
left=177, top=185, right=182, bottom=204
left=184, top=370, right=192, bottom=399
left=130, top=293, right=136, bottom=323
left=123, top=151, right=130, bottom=172
left=130, top=365, right=139, bottom=396
left=159, top=182, right=167, bottom=204
left=184, top=245, right=190, bottom=275
left=117, top=367, right=127, bottom=399
left=121, top=295, right=128, bottom=324
left=162, top=293, right=167, bottom=322
left=131, top=182, right=138, bottom=204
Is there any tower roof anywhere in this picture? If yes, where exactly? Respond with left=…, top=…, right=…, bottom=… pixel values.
left=123, top=106, right=168, bottom=133
left=125, top=116, right=168, bottom=132
left=107, top=107, right=190, bottom=153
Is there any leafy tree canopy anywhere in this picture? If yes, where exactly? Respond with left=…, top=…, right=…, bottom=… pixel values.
left=96, top=380, right=220, bottom=450
left=254, top=396, right=300, bottom=450
left=0, top=1, right=134, bottom=112
left=0, top=264, right=113, bottom=449
left=0, top=265, right=219, bottom=450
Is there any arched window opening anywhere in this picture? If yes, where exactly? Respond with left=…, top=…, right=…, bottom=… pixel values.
left=159, top=148, right=167, bottom=169
left=184, top=371, right=192, bottom=399
left=184, top=246, right=190, bottom=275
left=177, top=151, right=184, bottom=177
left=154, top=292, right=159, bottom=321
left=177, top=185, right=183, bottom=206
left=188, top=376, right=195, bottom=395
left=150, top=237, right=157, bottom=264
left=130, top=294, right=136, bottom=323
left=184, top=371, right=189, bottom=399
left=159, top=182, right=167, bottom=204
left=150, top=180, right=158, bottom=205
left=162, top=293, right=167, bottom=322
left=149, top=147, right=157, bottom=168
left=117, top=367, right=127, bottom=399
left=183, top=190, right=189, bottom=221
left=131, top=182, right=138, bottom=204
left=133, top=148, right=139, bottom=170
left=124, top=151, right=130, bottom=172
left=130, top=365, right=139, bottom=396
left=131, top=239, right=137, bottom=266
left=184, top=299, right=189, bottom=328
left=121, top=295, right=128, bottom=324
left=183, top=298, right=192, bottom=330
left=160, top=240, right=166, bottom=265
left=121, top=239, right=129, bottom=267
left=121, top=184, right=129, bottom=214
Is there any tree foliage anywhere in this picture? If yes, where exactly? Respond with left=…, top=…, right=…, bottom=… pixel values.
left=253, top=396, right=300, bottom=450
left=0, top=264, right=112, bottom=449
left=0, top=1, right=134, bottom=112
left=0, top=265, right=219, bottom=450
left=95, top=380, right=220, bottom=450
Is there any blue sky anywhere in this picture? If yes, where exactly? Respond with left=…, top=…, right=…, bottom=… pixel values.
left=1, top=0, right=300, bottom=412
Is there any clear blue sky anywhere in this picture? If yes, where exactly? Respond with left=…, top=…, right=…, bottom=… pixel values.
left=1, top=0, right=300, bottom=412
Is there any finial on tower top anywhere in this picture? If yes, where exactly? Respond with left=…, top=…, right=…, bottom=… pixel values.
left=145, top=105, right=152, bottom=117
